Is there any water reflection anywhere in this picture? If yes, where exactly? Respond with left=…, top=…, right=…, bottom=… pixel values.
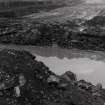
left=36, top=55, right=105, bottom=87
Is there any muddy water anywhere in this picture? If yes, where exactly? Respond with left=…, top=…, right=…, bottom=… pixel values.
left=0, top=44, right=105, bottom=87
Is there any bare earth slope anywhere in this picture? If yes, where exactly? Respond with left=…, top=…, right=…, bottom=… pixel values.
left=24, top=3, right=105, bottom=23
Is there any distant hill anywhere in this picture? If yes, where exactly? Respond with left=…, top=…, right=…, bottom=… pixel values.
left=25, top=3, right=105, bottom=23
left=0, top=0, right=64, bottom=18
left=0, top=0, right=84, bottom=18
left=0, top=0, right=83, bottom=6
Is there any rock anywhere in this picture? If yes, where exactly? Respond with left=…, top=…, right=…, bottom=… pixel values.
left=77, top=80, right=93, bottom=91
left=18, top=74, right=27, bottom=87
left=47, top=75, right=60, bottom=83
left=61, top=71, right=77, bottom=82
left=14, top=86, right=21, bottom=97
left=58, top=82, right=68, bottom=90
left=96, top=83, right=102, bottom=90
left=47, top=75, right=60, bottom=88
left=0, top=70, right=17, bottom=90
left=91, top=83, right=102, bottom=97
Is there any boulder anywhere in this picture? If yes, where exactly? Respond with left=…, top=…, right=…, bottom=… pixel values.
left=61, top=71, right=77, bottom=82
left=47, top=75, right=60, bottom=82
left=77, top=80, right=93, bottom=91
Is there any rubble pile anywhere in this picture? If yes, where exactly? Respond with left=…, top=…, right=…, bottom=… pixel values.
left=0, top=49, right=104, bottom=105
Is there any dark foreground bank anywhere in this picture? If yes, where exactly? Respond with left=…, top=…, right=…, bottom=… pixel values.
left=0, top=49, right=105, bottom=105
